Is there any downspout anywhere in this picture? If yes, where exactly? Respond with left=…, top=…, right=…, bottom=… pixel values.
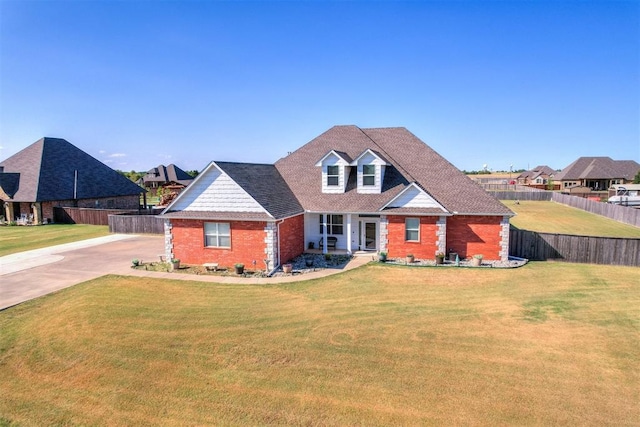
left=73, top=170, right=78, bottom=200
left=275, top=219, right=285, bottom=269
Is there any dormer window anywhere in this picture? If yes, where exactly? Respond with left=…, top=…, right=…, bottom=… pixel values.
left=316, top=150, right=351, bottom=193
left=363, top=164, right=375, bottom=186
left=351, top=149, right=390, bottom=194
left=327, top=165, right=339, bottom=186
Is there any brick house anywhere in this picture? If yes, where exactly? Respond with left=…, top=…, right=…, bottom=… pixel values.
left=161, top=126, right=514, bottom=270
left=0, top=137, right=144, bottom=224
left=516, top=165, right=556, bottom=186
left=554, top=157, right=640, bottom=192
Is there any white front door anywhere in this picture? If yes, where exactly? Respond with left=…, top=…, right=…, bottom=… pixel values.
left=359, top=221, right=377, bottom=251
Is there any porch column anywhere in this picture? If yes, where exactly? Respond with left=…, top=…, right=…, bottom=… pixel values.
left=346, top=214, right=352, bottom=254
left=322, top=215, right=328, bottom=254
left=5, top=202, right=14, bottom=223
left=32, top=203, right=42, bottom=225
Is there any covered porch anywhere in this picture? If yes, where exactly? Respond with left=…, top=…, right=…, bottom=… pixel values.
left=304, top=212, right=384, bottom=255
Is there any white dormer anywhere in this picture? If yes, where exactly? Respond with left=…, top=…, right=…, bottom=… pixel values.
left=315, top=151, right=352, bottom=193
left=351, top=149, right=389, bottom=194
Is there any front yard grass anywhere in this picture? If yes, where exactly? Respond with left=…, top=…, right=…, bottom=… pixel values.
left=0, top=224, right=109, bottom=257
left=507, top=200, right=640, bottom=237
left=1, top=262, right=638, bottom=425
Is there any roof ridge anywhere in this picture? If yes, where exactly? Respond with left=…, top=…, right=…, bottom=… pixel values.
left=357, top=127, right=417, bottom=183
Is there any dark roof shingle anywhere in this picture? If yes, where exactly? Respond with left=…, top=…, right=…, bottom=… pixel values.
left=0, top=137, right=144, bottom=202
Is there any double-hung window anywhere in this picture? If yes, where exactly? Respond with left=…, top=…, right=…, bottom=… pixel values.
left=319, top=214, right=344, bottom=235
left=405, top=218, right=420, bottom=241
left=327, top=165, right=339, bottom=186
left=204, top=222, right=231, bottom=248
left=362, top=164, right=375, bottom=186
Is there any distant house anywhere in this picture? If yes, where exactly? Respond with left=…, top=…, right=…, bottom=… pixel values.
left=161, top=125, right=513, bottom=270
left=140, top=164, right=194, bottom=192
left=554, top=157, right=640, bottom=192
left=517, top=165, right=556, bottom=186
left=0, top=137, right=144, bottom=224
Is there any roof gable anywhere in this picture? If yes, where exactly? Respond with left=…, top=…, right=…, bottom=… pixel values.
left=382, top=183, right=446, bottom=211
left=163, top=161, right=303, bottom=219
left=350, top=149, right=389, bottom=166
left=314, top=150, right=352, bottom=166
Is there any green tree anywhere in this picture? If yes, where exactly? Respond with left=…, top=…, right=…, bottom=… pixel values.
left=634, top=169, right=640, bottom=184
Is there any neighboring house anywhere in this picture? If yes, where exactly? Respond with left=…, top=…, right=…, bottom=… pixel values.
left=517, top=165, right=556, bottom=186
left=554, top=157, right=640, bottom=192
left=140, top=164, right=194, bottom=192
left=161, top=126, right=514, bottom=270
left=0, top=137, right=144, bottom=224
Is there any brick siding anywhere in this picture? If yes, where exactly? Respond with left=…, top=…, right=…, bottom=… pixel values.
left=170, top=219, right=267, bottom=268
left=279, top=214, right=305, bottom=264
left=446, top=215, right=503, bottom=260
left=386, top=215, right=438, bottom=259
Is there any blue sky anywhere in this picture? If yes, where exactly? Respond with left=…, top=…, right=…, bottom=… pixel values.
left=1, top=1, right=638, bottom=173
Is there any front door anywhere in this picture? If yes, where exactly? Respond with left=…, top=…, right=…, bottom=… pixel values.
left=363, top=221, right=377, bottom=251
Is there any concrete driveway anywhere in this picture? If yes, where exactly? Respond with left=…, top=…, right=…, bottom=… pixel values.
left=0, top=234, right=164, bottom=310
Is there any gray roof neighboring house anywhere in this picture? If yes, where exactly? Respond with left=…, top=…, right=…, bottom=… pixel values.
left=554, top=157, right=640, bottom=181
left=0, top=137, right=144, bottom=203
left=517, top=165, right=556, bottom=181
left=142, top=164, right=194, bottom=186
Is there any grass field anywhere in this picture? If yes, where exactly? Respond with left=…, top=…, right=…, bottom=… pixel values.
left=1, top=262, right=638, bottom=426
left=0, top=224, right=109, bottom=257
left=507, top=200, right=640, bottom=238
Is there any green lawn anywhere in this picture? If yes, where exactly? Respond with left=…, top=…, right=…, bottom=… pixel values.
left=0, top=224, right=109, bottom=256
left=1, top=263, right=638, bottom=426
left=507, top=200, right=640, bottom=237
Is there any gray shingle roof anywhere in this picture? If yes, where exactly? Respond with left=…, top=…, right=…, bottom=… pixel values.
left=143, top=164, right=194, bottom=186
left=275, top=125, right=512, bottom=215
left=554, top=157, right=640, bottom=181
left=517, top=165, right=556, bottom=180
left=214, top=162, right=304, bottom=219
left=0, top=137, right=144, bottom=202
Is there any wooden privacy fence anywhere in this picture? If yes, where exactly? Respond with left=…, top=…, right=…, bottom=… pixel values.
left=509, top=228, right=640, bottom=266
left=551, top=192, right=640, bottom=227
left=108, top=213, right=165, bottom=234
left=487, top=191, right=553, bottom=201
left=54, top=207, right=139, bottom=225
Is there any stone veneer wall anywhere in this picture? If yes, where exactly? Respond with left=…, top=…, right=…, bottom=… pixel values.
left=499, top=216, right=510, bottom=261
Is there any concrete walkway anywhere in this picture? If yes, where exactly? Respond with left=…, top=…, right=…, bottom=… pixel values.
left=0, top=234, right=371, bottom=310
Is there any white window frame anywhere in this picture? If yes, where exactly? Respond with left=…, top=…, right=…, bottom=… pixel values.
left=405, top=218, right=420, bottom=242
left=327, top=165, right=339, bottom=187
left=204, top=222, right=231, bottom=248
left=362, top=164, right=375, bottom=186
left=320, top=214, right=344, bottom=235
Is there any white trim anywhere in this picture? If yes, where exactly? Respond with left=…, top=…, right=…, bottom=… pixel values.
left=314, top=150, right=351, bottom=167
left=381, top=183, right=448, bottom=212
left=349, top=149, right=390, bottom=166
left=161, top=161, right=273, bottom=218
